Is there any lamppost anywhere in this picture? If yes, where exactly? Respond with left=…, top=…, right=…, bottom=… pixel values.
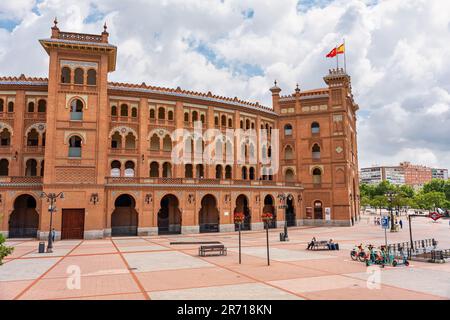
left=261, top=212, right=273, bottom=266
left=277, top=193, right=292, bottom=241
left=40, top=192, right=64, bottom=253
left=385, top=191, right=396, bottom=232
left=234, top=212, right=244, bottom=264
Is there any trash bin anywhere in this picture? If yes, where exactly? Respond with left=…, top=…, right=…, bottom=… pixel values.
left=279, top=233, right=283, bottom=241
left=38, top=242, right=45, bottom=253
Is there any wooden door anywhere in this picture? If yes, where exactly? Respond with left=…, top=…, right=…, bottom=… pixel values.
left=61, top=209, right=85, bottom=239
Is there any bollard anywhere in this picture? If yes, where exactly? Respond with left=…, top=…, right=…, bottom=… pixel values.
left=38, top=241, right=45, bottom=253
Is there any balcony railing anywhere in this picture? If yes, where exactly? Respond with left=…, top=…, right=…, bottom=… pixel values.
left=70, top=112, right=83, bottom=121
left=0, top=176, right=43, bottom=184
left=105, top=177, right=301, bottom=187
left=68, top=147, right=81, bottom=158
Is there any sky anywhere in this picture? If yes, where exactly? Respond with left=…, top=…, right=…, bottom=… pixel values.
left=0, top=0, right=449, bottom=170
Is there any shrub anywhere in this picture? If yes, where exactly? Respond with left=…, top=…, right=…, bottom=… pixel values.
left=0, top=234, right=14, bottom=265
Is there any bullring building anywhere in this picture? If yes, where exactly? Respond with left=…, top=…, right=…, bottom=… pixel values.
left=0, top=23, right=360, bottom=240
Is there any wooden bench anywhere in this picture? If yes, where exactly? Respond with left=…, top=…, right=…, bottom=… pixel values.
left=198, top=244, right=227, bottom=257
left=310, top=240, right=330, bottom=250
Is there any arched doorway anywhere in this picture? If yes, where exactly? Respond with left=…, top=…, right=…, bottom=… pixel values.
left=285, top=195, right=296, bottom=226
left=9, top=194, right=39, bottom=238
left=263, top=195, right=276, bottom=229
left=234, top=195, right=251, bottom=231
left=158, top=194, right=181, bottom=234
left=111, top=194, right=138, bottom=236
left=314, top=201, right=323, bottom=220
left=199, top=194, right=220, bottom=233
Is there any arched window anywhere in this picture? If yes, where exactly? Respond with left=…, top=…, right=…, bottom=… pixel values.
left=184, top=112, right=189, bottom=122
left=215, top=165, right=223, bottom=179
left=221, top=115, right=226, bottom=127
left=150, top=108, right=155, bottom=119
left=192, top=111, right=198, bottom=122
left=313, top=168, right=322, bottom=184
left=162, top=162, right=172, bottom=178
left=124, top=161, right=135, bottom=177
left=225, top=165, right=232, bottom=179
left=25, top=159, right=38, bottom=176
left=311, top=122, right=320, bottom=134
left=0, top=99, right=3, bottom=112
left=163, top=135, right=172, bottom=151
left=285, top=145, right=294, bottom=160
left=87, top=69, right=97, bottom=85
left=7, top=102, right=14, bottom=113
left=120, top=104, right=128, bottom=117
left=42, top=132, right=46, bottom=146
left=74, top=68, right=84, bottom=84
left=268, top=146, right=272, bottom=158
left=150, top=134, right=160, bottom=151
left=245, top=119, right=250, bottom=130
left=68, top=136, right=82, bottom=157
left=61, top=67, right=71, bottom=83
left=0, top=128, right=11, bottom=146
left=242, top=166, right=248, bottom=180
left=285, top=169, right=295, bottom=182
left=158, top=107, right=165, bottom=120
left=200, top=114, right=205, bottom=124
left=70, top=99, right=83, bottom=120
left=240, top=120, right=243, bottom=129
left=196, top=164, right=204, bottom=178
left=284, top=124, right=293, bottom=136
left=40, top=160, right=45, bottom=176
left=249, top=167, right=255, bottom=180
left=0, top=159, right=9, bottom=176
left=110, top=160, right=121, bottom=177
left=125, top=133, right=136, bottom=149
left=228, top=118, right=233, bottom=128
left=111, top=132, right=121, bottom=149
left=28, top=102, right=35, bottom=113
left=251, top=122, right=255, bottom=129
left=111, top=105, right=117, bottom=116
left=27, top=129, right=39, bottom=146
left=131, top=107, right=138, bottom=118
left=214, top=116, right=219, bottom=126
left=168, top=110, right=174, bottom=121
left=37, top=99, right=46, bottom=113
left=312, top=144, right=321, bottom=159
left=185, top=164, right=193, bottom=178
left=150, top=162, right=159, bottom=177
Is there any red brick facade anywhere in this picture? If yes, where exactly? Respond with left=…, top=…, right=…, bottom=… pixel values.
left=0, top=25, right=360, bottom=240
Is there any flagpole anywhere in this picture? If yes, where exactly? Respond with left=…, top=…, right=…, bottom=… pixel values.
left=343, top=38, right=347, bottom=73
left=336, top=47, right=339, bottom=69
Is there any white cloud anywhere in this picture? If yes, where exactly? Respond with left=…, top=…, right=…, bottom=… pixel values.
left=0, top=0, right=450, bottom=170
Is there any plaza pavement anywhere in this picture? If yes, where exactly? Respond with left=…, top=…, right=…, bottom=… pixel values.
left=1, top=215, right=449, bottom=300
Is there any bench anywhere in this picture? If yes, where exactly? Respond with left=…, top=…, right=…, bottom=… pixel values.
left=198, top=244, right=227, bottom=257
left=310, top=240, right=329, bottom=250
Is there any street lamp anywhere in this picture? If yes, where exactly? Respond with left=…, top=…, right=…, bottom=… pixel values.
left=277, top=193, right=292, bottom=241
left=385, top=191, right=396, bottom=232
left=234, top=212, right=244, bottom=264
left=40, top=192, right=64, bottom=253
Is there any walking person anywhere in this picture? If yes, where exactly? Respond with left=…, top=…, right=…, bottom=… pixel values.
left=51, top=228, right=56, bottom=242
left=399, top=219, right=403, bottom=229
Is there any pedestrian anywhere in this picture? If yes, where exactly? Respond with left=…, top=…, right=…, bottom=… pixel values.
left=399, top=219, right=403, bottom=229
left=307, top=237, right=316, bottom=250
left=51, top=228, right=56, bottom=242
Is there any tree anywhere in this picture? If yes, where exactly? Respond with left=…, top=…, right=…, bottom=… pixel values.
left=0, top=234, right=14, bottom=265
left=414, top=191, right=447, bottom=211
left=371, top=195, right=388, bottom=215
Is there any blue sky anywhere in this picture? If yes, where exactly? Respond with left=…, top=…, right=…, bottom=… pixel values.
left=0, top=0, right=450, bottom=170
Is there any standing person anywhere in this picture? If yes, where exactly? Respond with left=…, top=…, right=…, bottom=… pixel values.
left=51, top=228, right=56, bottom=242
left=399, top=219, right=403, bottom=229
left=307, top=237, right=316, bottom=250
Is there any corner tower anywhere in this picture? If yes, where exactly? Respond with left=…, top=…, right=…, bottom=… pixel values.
left=38, top=20, right=117, bottom=239
left=276, top=68, right=359, bottom=226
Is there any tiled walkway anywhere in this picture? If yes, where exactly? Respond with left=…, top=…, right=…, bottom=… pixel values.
left=1, top=215, right=449, bottom=300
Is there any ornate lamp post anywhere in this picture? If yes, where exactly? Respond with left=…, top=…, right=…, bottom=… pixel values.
left=261, top=212, right=273, bottom=266
left=40, top=192, right=64, bottom=253
left=277, top=193, right=292, bottom=241
left=234, top=212, right=245, bottom=264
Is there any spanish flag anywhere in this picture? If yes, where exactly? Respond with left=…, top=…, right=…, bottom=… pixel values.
left=326, top=43, right=345, bottom=58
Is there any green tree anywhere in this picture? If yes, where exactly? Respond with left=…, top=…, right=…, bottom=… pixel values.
left=414, top=191, right=447, bottom=211
left=0, top=234, right=14, bottom=265
left=371, top=195, right=388, bottom=215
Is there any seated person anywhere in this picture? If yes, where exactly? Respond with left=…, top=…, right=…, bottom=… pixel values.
left=307, top=237, right=317, bottom=250
left=327, top=239, right=336, bottom=250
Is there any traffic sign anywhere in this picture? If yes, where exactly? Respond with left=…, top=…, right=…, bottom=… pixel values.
left=381, top=216, right=389, bottom=229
